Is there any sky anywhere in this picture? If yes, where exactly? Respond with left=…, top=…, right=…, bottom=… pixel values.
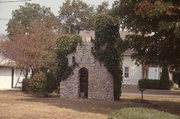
left=0, top=0, right=116, bottom=34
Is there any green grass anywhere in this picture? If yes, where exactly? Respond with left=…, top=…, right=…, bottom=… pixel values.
left=109, top=108, right=180, bottom=119
left=174, top=87, right=180, bottom=90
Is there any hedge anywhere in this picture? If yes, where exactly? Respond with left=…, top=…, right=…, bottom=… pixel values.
left=173, top=72, right=180, bottom=87
left=138, top=79, right=160, bottom=89
left=138, top=79, right=174, bottom=90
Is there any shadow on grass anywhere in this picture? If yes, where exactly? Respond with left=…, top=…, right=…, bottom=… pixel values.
left=17, top=96, right=128, bottom=114
left=1, top=90, right=179, bottom=116
left=121, top=98, right=180, bottom=116
left=17, top=95, right=180, bottom=116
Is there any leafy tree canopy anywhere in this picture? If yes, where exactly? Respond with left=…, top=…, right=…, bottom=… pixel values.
left=7, top=3, right=58, bottom=37
left=112, top=0, right=180, bottom=68
left=58, top=0, right=95, bottom=34
left=2, top=3, right=58, bottom=74
left=58, top=0, right=112, bottom=34
left=96, top=1, right=110, bottom=14
left=2, top=21, right=56, bottom=74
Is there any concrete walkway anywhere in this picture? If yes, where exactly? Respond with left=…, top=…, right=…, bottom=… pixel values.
left=122, top=92, right=180, bottom=97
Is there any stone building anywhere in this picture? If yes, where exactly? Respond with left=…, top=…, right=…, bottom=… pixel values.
left=60, top=31, right=114, bottom=101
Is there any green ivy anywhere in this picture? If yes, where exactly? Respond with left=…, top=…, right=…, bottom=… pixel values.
left=56, top=34, right=81, bottom=81
left=94, top=14, right=123, bottom=100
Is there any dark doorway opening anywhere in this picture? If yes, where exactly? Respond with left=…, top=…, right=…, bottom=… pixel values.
left=79, top=67, right=88, bottom=98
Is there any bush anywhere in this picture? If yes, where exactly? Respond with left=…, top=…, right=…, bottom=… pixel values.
left=138, top=78, right=174, bottom=90
left=159, top=65, right=174, bottom=89
left=108, top=108, right=180, bottom=119
left=138, top=79, right=160, bottom=89
left=160, top=80, right=174, bottom=90
left=45, top=72, right=59, bottom=93
left=173, top=72, right=180, bottom=87
left=22, top=71, right=58, bottom=96
left=28, top=71, right=47, bottom=95
left=22, top=78, right=29, bottom=92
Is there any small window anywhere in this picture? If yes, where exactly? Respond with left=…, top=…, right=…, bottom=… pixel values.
left=91, top=47, right=94, bottom=53
left=124, top=67, right=129, bottom=78
left=72, top=56, right=75, bottom=63
left=91, top=37, right=94, bottom=42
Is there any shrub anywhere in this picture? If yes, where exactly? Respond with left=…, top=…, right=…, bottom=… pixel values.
left=28, top=71, right=47, bottom=95
left=160, top=65, right=174, bottom=89
left=23, top=71, right=58, bottom=96
left=160, top=80, right=174, bottom=90
left=138, top=79, right=160, bottom=89
left=148, top=80, right=160, bottom=89
left=139, top=78, right=174, bottom=90
left=138, top=79, right=148, bottom=89
left=108, top=108, right=180, bottom=119
left=22, top=78, right=29, bottom=92
left=173, top=72, right=180, bottom=87
left=45, top=72, right=59, bottom=93
left=161, top=65, right=169, bottom=81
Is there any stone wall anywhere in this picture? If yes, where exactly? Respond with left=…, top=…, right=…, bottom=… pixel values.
left=60, top=31, right=114, bottom=101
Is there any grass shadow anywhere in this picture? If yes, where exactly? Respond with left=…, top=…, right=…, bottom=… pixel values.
left=1, top=90, right=179, bottom=116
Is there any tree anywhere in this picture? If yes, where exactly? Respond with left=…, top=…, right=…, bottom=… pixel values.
left=58, top=0, right=95, bottom=34
left=1, top=3, right=57, bottom=75
left=1, top=21, right=56, bottom=75
left=7, top=3, right=58, bottom=37
left=94, top=14, right=123, bottom=100
left=96, top=1, right=110, bottom=14
left=112, top=0, right=180, bottom=68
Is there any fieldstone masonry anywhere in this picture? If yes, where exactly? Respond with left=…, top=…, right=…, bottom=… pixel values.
left=60, top=30, right=114, bottom=101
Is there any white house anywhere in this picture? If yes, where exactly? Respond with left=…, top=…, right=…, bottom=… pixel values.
left=120, top=31, right=162, bottom=85
left=0, top=34, right=26, bottom=89
left=122, top=50, right=162, bottom=85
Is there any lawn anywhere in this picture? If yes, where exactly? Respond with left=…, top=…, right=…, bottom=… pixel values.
left=0, top=90, right=179, bottom=119
left=109, top=108, right=180, bottom=119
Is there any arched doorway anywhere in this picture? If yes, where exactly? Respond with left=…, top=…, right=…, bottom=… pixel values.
left=79, top=67, right=88, bottom=98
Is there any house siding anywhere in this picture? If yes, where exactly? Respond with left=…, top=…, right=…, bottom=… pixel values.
left=0, top=67, right=26, bottom=89
left=122, top=55, right=143, bottom=85
left=0, top=67, right=12, bottom=89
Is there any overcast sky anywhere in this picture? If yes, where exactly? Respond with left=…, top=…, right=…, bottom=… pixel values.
left=0, top=0, right=115, bottom=34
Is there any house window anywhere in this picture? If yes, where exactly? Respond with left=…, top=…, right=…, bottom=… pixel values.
left=124, top=67, right=129, bottom=78
left=148, top=67, right=159, bottom=80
